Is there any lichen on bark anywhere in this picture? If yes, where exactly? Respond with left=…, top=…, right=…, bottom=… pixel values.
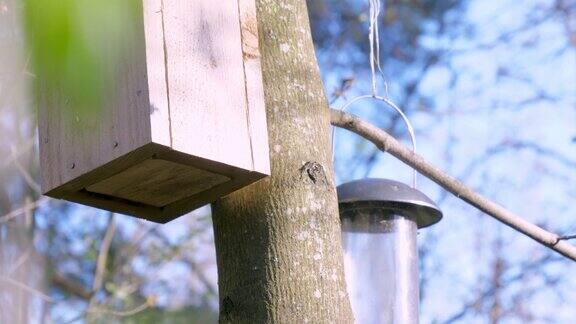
left=211, top=0, right=354, bottom=323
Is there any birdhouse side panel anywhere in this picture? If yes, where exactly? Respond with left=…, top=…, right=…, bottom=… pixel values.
left=37, top=0, right=270, bottom=222
left=143, top=0, right=171, bottom=147
left=38, top=4, right=154, bottom=195
left=161, top=0, right=255, bottom=172
left=239, top=0, right=270, bottom=175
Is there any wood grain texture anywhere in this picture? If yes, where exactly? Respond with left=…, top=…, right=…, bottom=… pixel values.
left=163, top=0, right=254, bottom=171
left=86, top=159, right=229, bottom=207
left=47, top=143, right=267, bottom=223
left=239, top=0, right=270, bottom=175
left=143, top=0, right=171, bottom=146
left=38, top=0, right=151, bottom=193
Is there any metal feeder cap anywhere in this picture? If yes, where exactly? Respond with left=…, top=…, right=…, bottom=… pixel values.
left=337, top=178, right=442, bottom=229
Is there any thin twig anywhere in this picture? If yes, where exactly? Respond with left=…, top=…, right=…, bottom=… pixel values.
left=0, top=197, right=50, bottom=224
left=85, top=213, right=118, bottom=321
left=114, top=235, right=197, bottom=299
left=111, top=223, right=159, bottom=275
left=92, top=213, right=116, bottom=292
left=10, top=146, right=41, bottom=194
left=0, top=138, right=35, bottom=168
left=63, top=300, right=152, bottom=324
left=330, top=109, right=576, bottom=262
left=7, top=247, right=32, bottom=276
left=0, top=276, right=55, bottom=303
left=87, top=301, right=150, bottom=317
left=52, top=273, right=93, bottom=300
left=148, top=227, right=218, bottom=297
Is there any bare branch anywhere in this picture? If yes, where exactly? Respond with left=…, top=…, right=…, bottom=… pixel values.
left=92, top=213, right=116, bottom=292
left=52, top=273, right=93, bottom=300
left=63, top=299, right=153, bottom=324
left=10, top=146, right=41, bottom=194
left=111, top=223, right=159, bottom=275
left=0, top=276, right=54, bottom=303
left=0, top=197, right=49, bottom=224
left=87, top=301, right=151, bottom=317
left=0, top=138, right=35, bottom=169
left=330, top=109, right=576, bottom=261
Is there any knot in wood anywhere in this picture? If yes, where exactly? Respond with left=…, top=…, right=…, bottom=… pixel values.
left=240, top=14, right=260, bottom=60
left=300, top=161, right=328, bottom=186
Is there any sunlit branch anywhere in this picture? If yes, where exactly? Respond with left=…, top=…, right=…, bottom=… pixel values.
left=92, top=213, right=116, bottom=292
left=331, top=108, right=576, bottom=261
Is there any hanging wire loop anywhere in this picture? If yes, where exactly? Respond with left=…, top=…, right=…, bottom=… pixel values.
left=331, top=0, right=418, bottom=188
left=336, top=95, right=418, bottom=188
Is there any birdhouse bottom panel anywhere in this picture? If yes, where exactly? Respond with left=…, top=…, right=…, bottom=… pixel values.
left=85, top=159, right=230, bottom=208
left=43, top=143, right=266, bottom=223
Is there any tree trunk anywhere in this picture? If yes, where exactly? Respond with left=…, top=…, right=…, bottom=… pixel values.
left=211, top=0, right=354, bottom=322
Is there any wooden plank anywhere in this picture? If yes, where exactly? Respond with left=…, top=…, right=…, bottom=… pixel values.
left=52, top=143, right=268, bottom=223
left=162, top=0, right=253, bottom=171
left=45, top=142, right=163, bottom=198
left=162, top=169, right=264, bottom=218
left=86, top=158, right=230, bottom=207
left=143, top=0, right=171, bottom=146
left=239, top=0, right=270, bottom=175
left=38, top=2, right=152, bottom=193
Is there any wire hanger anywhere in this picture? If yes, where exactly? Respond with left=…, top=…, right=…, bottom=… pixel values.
left=333, top=0, right=418, bottom=188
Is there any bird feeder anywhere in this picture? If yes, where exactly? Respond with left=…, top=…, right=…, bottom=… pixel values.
left=37, top=0, right=269, bottom=223
left=337, top=178, right=442, bottom=324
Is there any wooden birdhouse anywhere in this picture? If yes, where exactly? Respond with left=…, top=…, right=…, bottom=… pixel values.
left=37, top=0, right=269, bottom=223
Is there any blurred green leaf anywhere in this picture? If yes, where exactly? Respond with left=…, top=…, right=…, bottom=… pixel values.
left=23, top=0, right=141, bottom=119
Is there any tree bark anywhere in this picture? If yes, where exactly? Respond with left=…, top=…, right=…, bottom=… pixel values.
left=211, top=0, right=354, bottom=323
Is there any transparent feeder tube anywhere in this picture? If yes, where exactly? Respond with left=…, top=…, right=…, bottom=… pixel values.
left=342, top=211, right=419, bottom=324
